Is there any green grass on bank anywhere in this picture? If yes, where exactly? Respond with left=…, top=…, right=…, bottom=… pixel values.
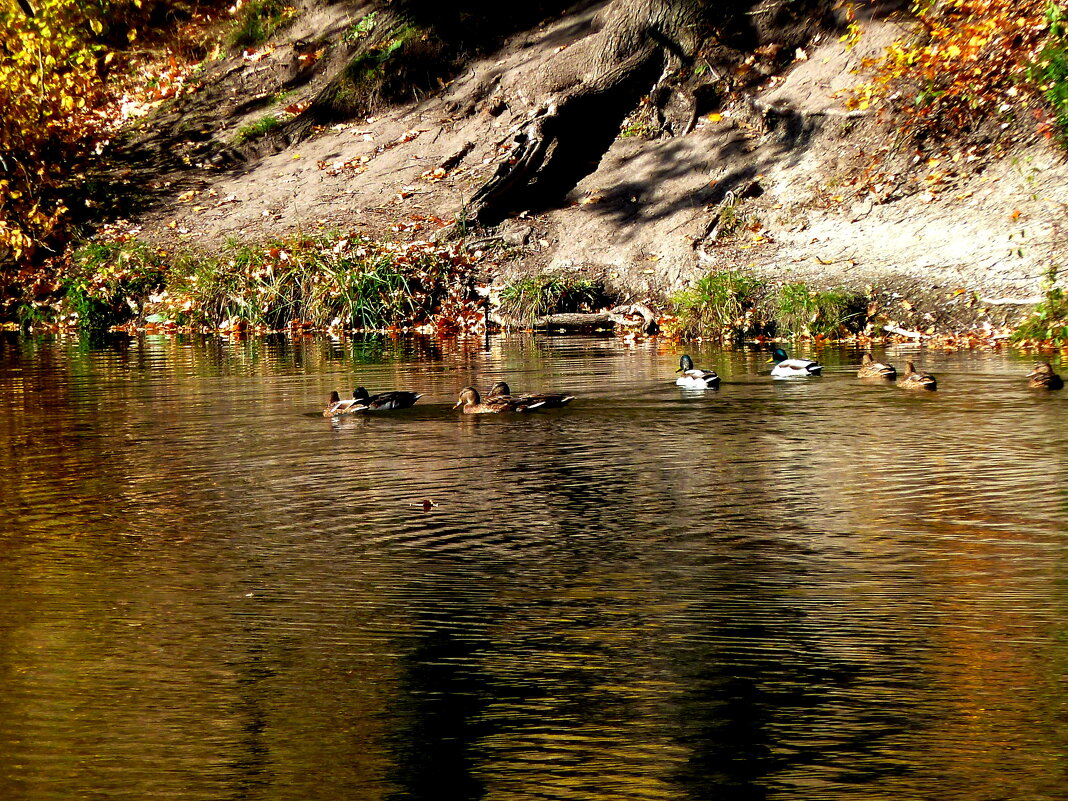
left=669, top=270, right=867, bottom=341
left=36, top=234, right=478, bottom=334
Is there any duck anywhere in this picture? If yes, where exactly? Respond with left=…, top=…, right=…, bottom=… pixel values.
left=323, top=390, right=359, bottom=417
left=768, top=347, right=822, bottom=378
left=453, top=386, right=547, bottom=414
left=899, top=361, right=937, bottom=391
left=1027, top=361, right=1064, bottom=390
left=487, top=381, right=575, bottom=408
left=674, top=354, right=720, bottom=388
left=857, top=352, right=897, bottom=380
left=350, top=386, right=422, bottom=411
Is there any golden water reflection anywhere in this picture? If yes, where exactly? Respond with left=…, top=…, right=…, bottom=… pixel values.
left=0, top=332, right=1065, bottom=800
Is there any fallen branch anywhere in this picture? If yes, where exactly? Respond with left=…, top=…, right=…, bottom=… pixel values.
left=531, top=303, right=659, bottom=334
left=884, top=324, right=926, bottom=339
left=978, top=296, right=1043, bottom=306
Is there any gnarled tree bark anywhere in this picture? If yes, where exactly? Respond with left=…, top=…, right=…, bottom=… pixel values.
left=466, top=0, right=701, bottom=225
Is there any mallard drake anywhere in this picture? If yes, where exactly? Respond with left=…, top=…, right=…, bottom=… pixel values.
left=768, top=348, right=822, bottom=378
left=857, top=352, right=896, bottom=380
left=487, top=381, right=575, bottom=408
left=1027, top=361, right=1064, bottom=390
left=350, top=386, right=422, bottom=411
left=899, top=361, right=937, bottom=391
left=453, top=386, right=546, bottom=414
left=675, top=354, right=720, bottom=388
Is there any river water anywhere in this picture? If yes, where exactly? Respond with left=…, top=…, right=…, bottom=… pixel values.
left=1, top=332, right=1065, bottom=801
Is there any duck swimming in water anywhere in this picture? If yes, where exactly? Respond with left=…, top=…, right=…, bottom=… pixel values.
left=674, top=355, right=720, bottom=388
left=350, top=386, right=422, bottom=411
left=899, top=361, right=937, bottom=391
left=1027, top=361, right=1063, bottom=390
left=857, top=353, right=896, bottom=380
left=487, top=381, right=574, bottom=408
left=323, top=390, right=358, bottom=417
left=453, top=386, right=547, bottom=414
left=768, top=348, right=822, bottom=378
left=323, top=387, right=421, bottom=416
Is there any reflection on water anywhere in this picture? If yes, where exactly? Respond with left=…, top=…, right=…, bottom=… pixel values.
left=1, top=332, right=1066, bottom=801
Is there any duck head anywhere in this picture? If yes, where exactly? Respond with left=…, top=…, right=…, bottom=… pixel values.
left=328, top=390, right=341, bottom=404
left=1028, top=361, right=1054, bottom=379
left=489, top=381, right=511, bottom=397
left=353, top=386, right=370, bottom=401
left=767, top=348, right=789, bottom=364
left=676, top=355, right=694, bottom=373
left=453, top=387, right=481, bottom=408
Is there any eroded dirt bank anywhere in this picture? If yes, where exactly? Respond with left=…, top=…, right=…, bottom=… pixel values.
left=108, top=0, right=1068, bottom=336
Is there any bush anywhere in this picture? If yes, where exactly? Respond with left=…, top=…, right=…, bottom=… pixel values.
left=852, top=0, right=1057, bottom=148
left=1029, top=3, right=1068, bottom=146
left=0, top=1, right=110, bottom=265
left=58, top=234, right=481, bottom=333
left=1011, top=265, right=1068, bottom=345
left=775, top=283, right=864, bottom=339
left=61, top=240, right=167, bottom=332
left=498, top=275, right=605, bottom=324
left=670, top=270, right=764, bottom=340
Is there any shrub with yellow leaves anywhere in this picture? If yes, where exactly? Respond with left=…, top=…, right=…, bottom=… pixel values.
left=850, top=0, right=1062, bottom=148
left=0, top=0, right=113, bottom=268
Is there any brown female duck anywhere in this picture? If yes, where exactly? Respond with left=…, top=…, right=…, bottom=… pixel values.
left=487, top=381, right=574, bottom=408
left=857, top=353, right=896, bottom=380
left=899, top=361, right=937, bottom=391
left=453, top=386, right=547, bottom=414
left=1027, top=361, right=1064, bottom=390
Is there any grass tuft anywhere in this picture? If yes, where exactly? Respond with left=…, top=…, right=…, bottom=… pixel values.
left=498, top=275, right=605, bottom=325
left=670, top=269, right=764, bottom=341
left=234, top=114, right=282, bottom=144
left=229, top=0, right=299, bottom=50
left=775, top=283, right=864, bottom=339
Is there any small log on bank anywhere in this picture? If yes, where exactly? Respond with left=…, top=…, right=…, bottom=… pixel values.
left=532, top=304, right=659, bottom=334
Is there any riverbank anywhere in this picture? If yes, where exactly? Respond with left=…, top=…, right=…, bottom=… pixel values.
left=6, top=0, right=1068, bottom=346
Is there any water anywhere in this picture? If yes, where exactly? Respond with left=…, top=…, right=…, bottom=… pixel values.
left=1, top=332, right=1065, bottom=801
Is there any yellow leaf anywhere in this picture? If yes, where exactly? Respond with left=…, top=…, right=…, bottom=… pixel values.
left=90, top=19, right=103, bottom=35
left=128, top=29, right=138, bottom=43
left=708, top=113, right=722, bottom=122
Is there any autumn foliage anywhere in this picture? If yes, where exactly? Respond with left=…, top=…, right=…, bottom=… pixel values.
left=1, top=0, right=219, bottom=274
left=854, top=0, right=1068, bottom=147
left=0, top=0, right=113, bottom=265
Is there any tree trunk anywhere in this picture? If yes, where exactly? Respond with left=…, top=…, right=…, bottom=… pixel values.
left=467, top=0, right=700, bottom=226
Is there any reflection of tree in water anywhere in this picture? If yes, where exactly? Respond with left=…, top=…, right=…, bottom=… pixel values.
left=383, top=578, right=495, bottom=801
